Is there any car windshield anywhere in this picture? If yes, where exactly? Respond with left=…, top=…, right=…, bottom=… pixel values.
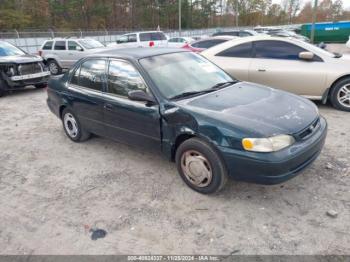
left=78, top=39, right=104, bottom=49
left=0, top=41, right=25, bottom=56
left=140, top=52, right=234, bottom=99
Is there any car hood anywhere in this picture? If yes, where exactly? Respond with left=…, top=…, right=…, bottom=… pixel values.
left=0, top=54, right=43, bottom=64
left=175, top=82, right=319, bottom=137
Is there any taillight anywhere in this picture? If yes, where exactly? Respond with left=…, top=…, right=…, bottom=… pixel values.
left=149, top=41, right=155, bottom=47
left=182, top=43, right=189, bottom=49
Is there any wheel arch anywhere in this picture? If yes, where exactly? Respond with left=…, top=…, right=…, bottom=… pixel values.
left=327, top=74, right=350, bottom=101
left=171, top=133, right=196, bottom=161
left=59, top=104, right=67, bottom=119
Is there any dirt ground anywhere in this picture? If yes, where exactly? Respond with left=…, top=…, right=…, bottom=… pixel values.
left=0, top=44, right=350, bottom=255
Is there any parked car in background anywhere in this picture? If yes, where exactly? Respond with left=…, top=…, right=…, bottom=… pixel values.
left=0, top=40, right=50, bottom=97
left=167, top=37, right=194, bottom=48
left=267, top=30, right=310, bottom=42
left=107, top=31, right=168, bottom=49
left=212, top=29, right=258, bottom=37
left=182, top=36, right=236, bottom=52
left=202, top=35, right=350, bottom=111
left=47, top=48, right=326, bottom=194
left=39, top=38, right=105, bottom=75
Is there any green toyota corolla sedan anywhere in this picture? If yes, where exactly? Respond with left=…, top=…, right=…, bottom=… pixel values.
left=47, top=48, right=327, bottom=194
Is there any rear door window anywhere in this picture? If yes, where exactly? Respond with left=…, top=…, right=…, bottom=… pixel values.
left=216, top=42, right=253, bottom=58
left=43, top=41, right=53, bottom=50
left=70, top=59, right=106, bottom=91
left=254, top=40, right=306, bottom=60
left=54, top=41, right=66, bottom=50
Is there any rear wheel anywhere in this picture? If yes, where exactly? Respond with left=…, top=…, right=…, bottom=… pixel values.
left=330, top=78, right=350, bottom=112
left=47, top=60, right=62, bottom=75
left=62, top=108, right=91, bottom=142
left=175, top=138, right=228, bottom=194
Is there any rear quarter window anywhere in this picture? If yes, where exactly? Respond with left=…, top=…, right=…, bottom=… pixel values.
left=42, top=41, right=53, bottom=50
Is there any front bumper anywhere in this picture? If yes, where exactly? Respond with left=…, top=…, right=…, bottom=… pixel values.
left=219, top=116, right=327, bottom=185
left=6, top=71, right=50, bottom=88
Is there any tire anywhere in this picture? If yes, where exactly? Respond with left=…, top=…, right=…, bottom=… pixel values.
left=0, top=79, right=8, bottom=97
left=61, top=108, right=91, bottom=142
left=330, top=78, right=350, bottom=112
left=35, top=83, right=47, bottom=88
left=175, top=138, right=228, bottom=194
left=47, top=60, right=62, bottom=75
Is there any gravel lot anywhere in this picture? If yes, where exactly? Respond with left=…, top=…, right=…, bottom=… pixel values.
left=0, top=44, right=350, bottom=255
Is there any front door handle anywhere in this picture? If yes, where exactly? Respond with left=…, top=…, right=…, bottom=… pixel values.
left=104, top=103, right=113, bottom=111
left=258, top=69, right=266, bottom=72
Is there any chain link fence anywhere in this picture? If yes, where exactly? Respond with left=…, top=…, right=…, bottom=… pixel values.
left=0, top=25, right=299, bottom=54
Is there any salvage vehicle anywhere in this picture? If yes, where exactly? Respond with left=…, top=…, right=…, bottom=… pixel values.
left=0, top=40, right=50, bottom=97
left=202, top=35, right=350, bottom=111
left=47, top=49, right=327, bottom=194
left=39, top=38, right=105, bottom=75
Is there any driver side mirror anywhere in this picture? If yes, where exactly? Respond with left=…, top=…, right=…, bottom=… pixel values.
left=299, top=51, right=314, bottom=61
left=128, top=90, right=156, bottom=104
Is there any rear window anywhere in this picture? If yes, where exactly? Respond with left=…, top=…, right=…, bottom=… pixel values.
left=54, top=41, right=66, bottom=50
left=140, top=32, right=166, bottom=42
left=42, top=41, right=53, bottom=50
left=192, top=39, right=227, bottom=49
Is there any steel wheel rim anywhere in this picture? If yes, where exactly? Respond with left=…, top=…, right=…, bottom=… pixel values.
left=49, top=62, right=58, bottom=74
left=337, top=84, right=350, bottom=108
left=64, top=113, right=78, bottom=138
left=180, top=150, right=212, bottom=188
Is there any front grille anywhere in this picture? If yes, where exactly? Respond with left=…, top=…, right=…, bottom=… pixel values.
left=18, top=63, right=43, bottom=75
left=296, top=117, right=320, bottom=140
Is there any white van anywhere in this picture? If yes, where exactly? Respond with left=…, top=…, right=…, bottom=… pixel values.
left=107, top=31, right=168, bottom=48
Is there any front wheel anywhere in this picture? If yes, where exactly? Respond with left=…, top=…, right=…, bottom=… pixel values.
left=330, top=78, right=350, bottom=112
left=175, top=138, right=228, bottom=194
left=62, top=108, right=91, bottom=142
left=47, top=60, right=62, bottom=75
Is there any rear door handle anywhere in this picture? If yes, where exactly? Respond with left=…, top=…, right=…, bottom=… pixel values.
left=104, top=103, right=113, bottom=110
left=258, top=69, right=266, bottom=72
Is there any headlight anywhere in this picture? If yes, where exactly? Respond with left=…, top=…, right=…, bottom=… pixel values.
left=6, top=66, right=15, bottom=76
left=242, top=135, right=295, bottom=152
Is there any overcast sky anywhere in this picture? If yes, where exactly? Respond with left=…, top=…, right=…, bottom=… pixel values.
left=272, top=0, right=350, bottom=9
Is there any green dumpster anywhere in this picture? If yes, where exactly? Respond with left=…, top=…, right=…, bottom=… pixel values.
left=301, top=21, right=350, bottom=43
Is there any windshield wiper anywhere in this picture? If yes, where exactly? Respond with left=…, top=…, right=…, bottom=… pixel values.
left=210, top=80, right=238, bottom=90
left=170, top=90, right=215, bottom=100
left=170, top=81, right=238, bottom=100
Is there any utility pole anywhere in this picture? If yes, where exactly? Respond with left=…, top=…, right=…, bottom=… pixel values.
left=179, top=0, right=182, bottom=36
left=310, top=0, right=318, bottom=44
left=235, top=0, right=239, bottom=28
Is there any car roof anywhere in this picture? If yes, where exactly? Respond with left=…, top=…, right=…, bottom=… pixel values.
left=201, top=35, right=313, bottom=56
left=91, top=47, right=189, bottom=60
